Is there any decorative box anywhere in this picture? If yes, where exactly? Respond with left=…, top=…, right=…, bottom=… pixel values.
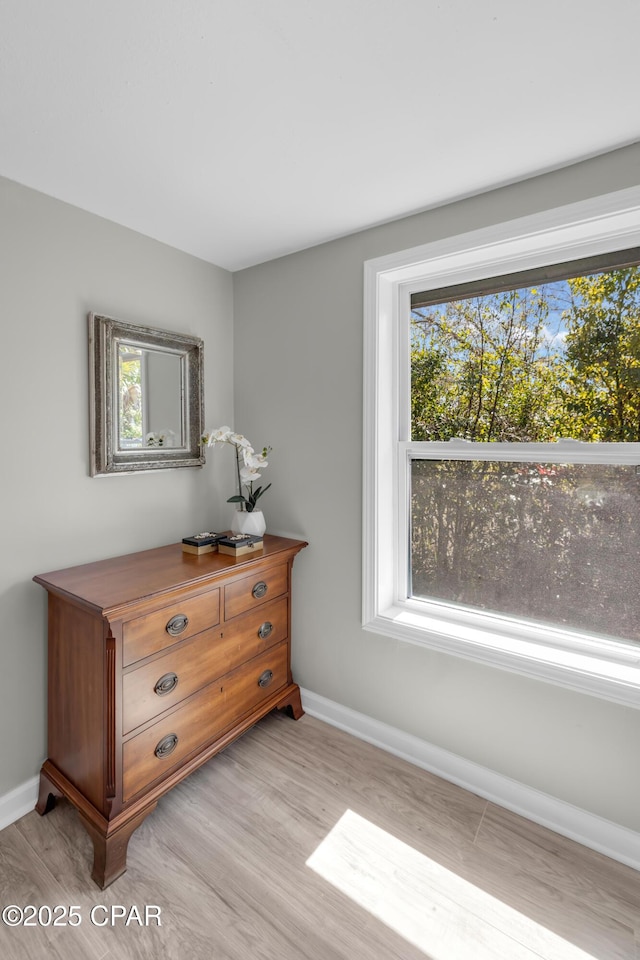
left=181, top=532, right=224, bottom=555
left=218, top=534, right=264, bottom=557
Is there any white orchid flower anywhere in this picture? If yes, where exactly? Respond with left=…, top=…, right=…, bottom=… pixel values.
left=242, top=449, right=268, bottom=469
left=203, top=426, right=271, bottom=514
left=203, top=426, right=233, bottom=446
left=212, top=426, right=233, bottom=442
left=240, top=465, right=261, bottom=483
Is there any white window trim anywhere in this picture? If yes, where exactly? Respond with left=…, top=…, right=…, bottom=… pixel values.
left=363, top=185, right=640, bottom=708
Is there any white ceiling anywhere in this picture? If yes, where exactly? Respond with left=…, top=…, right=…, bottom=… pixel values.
left=1, top=1, right=639, bottom=271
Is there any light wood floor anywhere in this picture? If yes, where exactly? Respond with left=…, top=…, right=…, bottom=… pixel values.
left=1, top=711, right=638, bottom=960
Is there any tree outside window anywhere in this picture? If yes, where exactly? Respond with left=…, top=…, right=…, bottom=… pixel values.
left=409, top=264, right=640, bottom=644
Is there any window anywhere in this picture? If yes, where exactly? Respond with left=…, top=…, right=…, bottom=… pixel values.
left=363, top=187, right=640, bottom=706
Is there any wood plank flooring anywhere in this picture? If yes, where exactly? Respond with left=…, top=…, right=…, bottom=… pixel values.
left=0, top=712, right=638, bottom=959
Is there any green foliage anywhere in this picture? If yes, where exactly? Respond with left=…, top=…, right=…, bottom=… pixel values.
left=410, top=266, right=640, bottom=442
left=562, top=269, right=640, bottom=441
left=227, top=484, right=271, bottom=513
left=118, top=350, right=143, bottom=441
left=409, top=266, right=640, bottom=642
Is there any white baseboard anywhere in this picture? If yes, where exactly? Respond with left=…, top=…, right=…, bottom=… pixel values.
left=0, top=775, right=39, bottom=833
left=300, top=687, right=640, bottom=873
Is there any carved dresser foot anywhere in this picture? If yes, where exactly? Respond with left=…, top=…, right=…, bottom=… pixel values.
left=277, top=685, right=305, bottom=720
left=35, top=768, right=63, bottom=816
left=79, top=803, right=158, bottom=890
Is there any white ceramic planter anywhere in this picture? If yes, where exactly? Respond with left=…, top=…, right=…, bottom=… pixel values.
left=230, top=509, right=266, bottom=537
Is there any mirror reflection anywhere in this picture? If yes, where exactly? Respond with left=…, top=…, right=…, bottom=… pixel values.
left=117, top=342, right=184, bottom=450
left=89, top=313, right=204, bottom=476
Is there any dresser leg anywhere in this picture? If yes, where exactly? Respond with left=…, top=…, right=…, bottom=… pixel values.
left=35, top=768, right=63, bottom=816
left=79, top=803, right=157, bottom=890
left=277, top=685, right=304, bottom=720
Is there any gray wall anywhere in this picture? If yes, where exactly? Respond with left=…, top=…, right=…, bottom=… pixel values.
left=233, top=143, right=640, bottom=832
left=0, top=176, right=234, bottom=795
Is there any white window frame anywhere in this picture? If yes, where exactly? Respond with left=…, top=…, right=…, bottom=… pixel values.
left=363, top=186, right=640, bottom=708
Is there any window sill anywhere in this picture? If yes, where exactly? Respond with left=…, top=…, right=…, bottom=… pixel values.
left=364, top=602, right=640, bottom=708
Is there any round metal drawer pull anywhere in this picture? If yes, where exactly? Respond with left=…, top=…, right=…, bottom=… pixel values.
left=258, top=669, right=274, bottom=688
left=258, top=621, right=273, bottom=640
left=166, top=614, right=189, bottom=637
left=154, top=672, right=179, bottom=696
left=154, top=733, right=179, bottom=759
left=252, top=581, right=268, bottom=599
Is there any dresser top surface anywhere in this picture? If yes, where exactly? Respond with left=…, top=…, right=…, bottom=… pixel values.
left=34, top=534, right=307, bottom=613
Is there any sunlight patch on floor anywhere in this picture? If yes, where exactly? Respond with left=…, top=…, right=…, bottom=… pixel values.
left=306, top=809, right=597, bottom=960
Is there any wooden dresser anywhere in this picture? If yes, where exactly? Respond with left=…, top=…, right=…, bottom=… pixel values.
left=33, top=534, right=307, bottom=888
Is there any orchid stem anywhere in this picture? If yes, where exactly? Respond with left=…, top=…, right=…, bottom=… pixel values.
left=235, top=446, right=245, bottom=510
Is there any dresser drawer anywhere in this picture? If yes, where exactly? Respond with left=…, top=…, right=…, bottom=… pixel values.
left=123, top=589, right=220, bottom=666
left=224, top=562, right=288, bottom=620
left=122, top=641, right=289, bottom=801
left=122, top=596, right=288, bottom=735
left=221, top=595, right=288, bottom=658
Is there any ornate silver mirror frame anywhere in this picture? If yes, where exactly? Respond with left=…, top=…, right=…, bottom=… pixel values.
left=89, top=312, right=205, bottom=477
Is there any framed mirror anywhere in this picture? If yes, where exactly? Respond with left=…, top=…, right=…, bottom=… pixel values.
left=89, top=312, right=204, bottom=476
